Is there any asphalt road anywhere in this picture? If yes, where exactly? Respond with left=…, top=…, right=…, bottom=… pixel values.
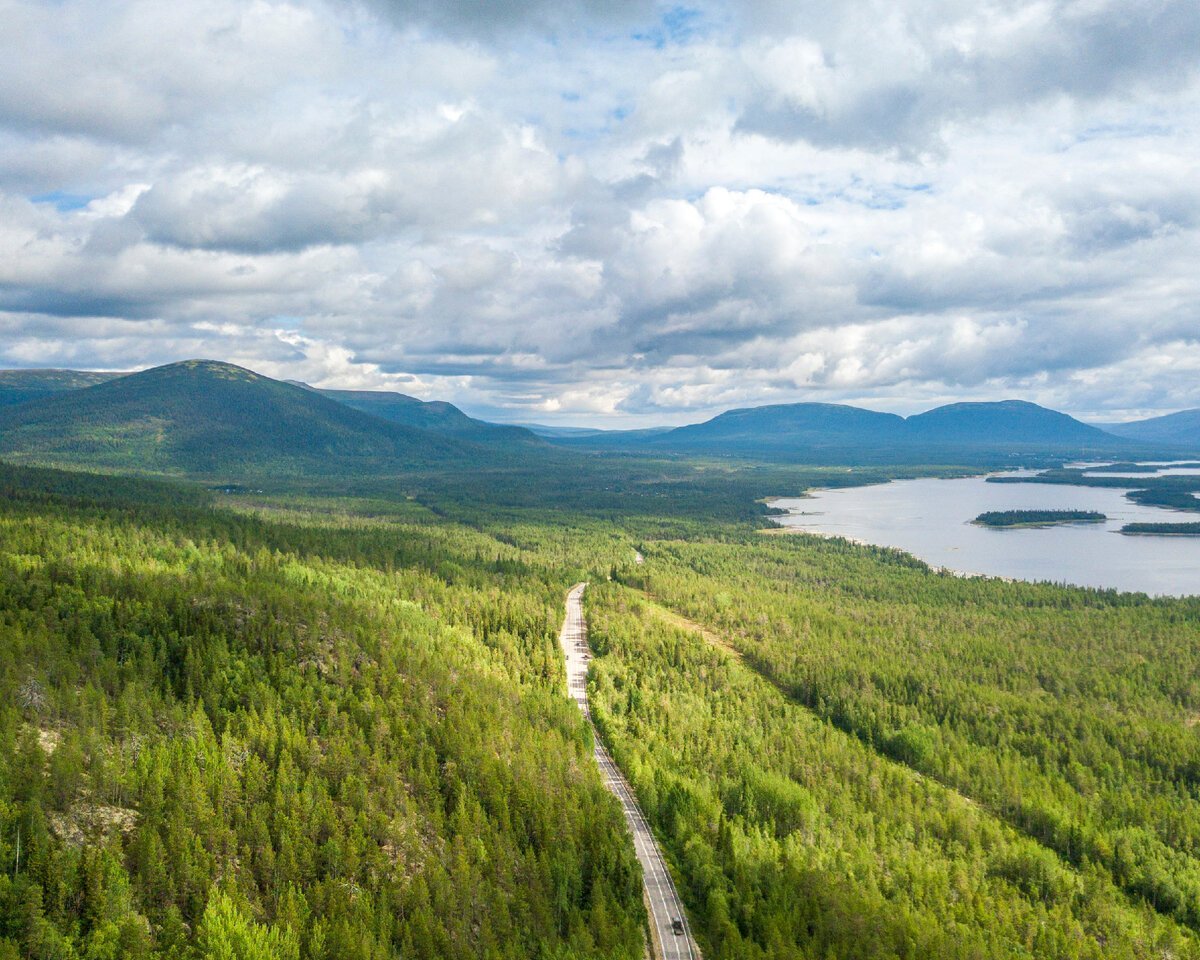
left=559, top=583, right=699, bottom=960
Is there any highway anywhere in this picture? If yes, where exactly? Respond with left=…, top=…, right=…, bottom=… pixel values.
left=559, top=583, right=699, bottom=960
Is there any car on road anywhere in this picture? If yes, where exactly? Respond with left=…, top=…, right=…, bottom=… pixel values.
left=671, top=918, right=684, bottom=936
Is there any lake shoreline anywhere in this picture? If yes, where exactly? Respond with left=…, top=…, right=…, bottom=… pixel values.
left=759, top=523, right=1020, bottom=584
left=1119, top=530, right=1200, bottom=537
left=766, top=466, right=1200, bottom=597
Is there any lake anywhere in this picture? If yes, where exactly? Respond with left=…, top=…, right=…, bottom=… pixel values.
left=771, top=470, right=1200, bottom=596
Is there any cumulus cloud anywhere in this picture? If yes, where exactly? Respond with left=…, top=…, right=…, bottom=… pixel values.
left=128, top=112, right=576, bottom=252
left=735, top=0, right=1200, bottom=153
left=359, top=0, right=657, bottom=38
left=0, top=0, right=1197, bottom=424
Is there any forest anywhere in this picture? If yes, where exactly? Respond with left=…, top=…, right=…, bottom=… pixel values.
left=605, top=532, right=1200, bottom=957
left=989, top=470, right=1200, bottom=513
left=973, top=510, right=1106, bottom=527
left=1121, top=523, right=1200, bottom=536
left=0, top=466, right=648, bottom=959
left=3, top=460, right=1200, bottom=958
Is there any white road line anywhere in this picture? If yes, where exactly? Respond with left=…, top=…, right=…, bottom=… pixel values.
left=559, top=584, right=698, bottom=960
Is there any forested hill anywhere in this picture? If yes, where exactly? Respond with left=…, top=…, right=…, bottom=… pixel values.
left=0, top=366, right=541, bottom=449
left=5, top=457, right=1200, bottom=958
left=555, top=398, right=1140, bottom=462
left=1, top=363, right=1181, bottom=468
left=0, top=463, right=648, bottom=959
left=903, top=400, right=1111, bottom=444
left=313, top=387, right=542, bottom=446
left=0, top=360, right=488, bottom=476
left=0, top=370, right=125, bottom=407
left=635, top=402, right=906, bottom=453
left=1103, top=408, right=1200, bottom=446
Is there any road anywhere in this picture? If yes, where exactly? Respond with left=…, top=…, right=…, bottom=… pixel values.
left=559, top=583, right=699, bottom=960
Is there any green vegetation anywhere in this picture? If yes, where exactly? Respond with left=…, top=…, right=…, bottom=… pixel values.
left=559, top=399, right=1140, bottom=464
left=973, top=510, right=1106, bottom=527
left=315, top=388, right=541, bottom=447
left=990, top=469, right=1200, bottom=513
left=0, top=362, right=977, bottom=507
left=0, top=360, right=477, bottom=476
left=0, top=370, right=125, bottom=408
left=1082, top=462, right=1163, bottom=473
left=1121, top=522, right=1200, bottom=536
left=3, top=406, right=1200, bottom=958
left=600, top=532, right=1200, bottom=956
left=0, top=466, right=647, bottom=959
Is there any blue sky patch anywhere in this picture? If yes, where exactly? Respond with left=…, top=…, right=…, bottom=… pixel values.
left=30, top=191, right=94, bottom=212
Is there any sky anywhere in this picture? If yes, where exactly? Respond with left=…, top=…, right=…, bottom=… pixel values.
left=0, top=0, right=1198, bottom=426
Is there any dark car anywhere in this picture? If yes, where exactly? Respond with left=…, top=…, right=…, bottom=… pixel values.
left=671, top=918, right=684, bottom=936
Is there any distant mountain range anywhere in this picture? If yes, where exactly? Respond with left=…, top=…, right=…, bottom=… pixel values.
left=552, top=399, right=1160, bottom=461
left=0, top=361, right=1195, bottom=477
left=646, top=402, right=905, bottom=451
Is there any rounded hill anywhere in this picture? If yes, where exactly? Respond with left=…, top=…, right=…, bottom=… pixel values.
left=0, top=359, right=469, bottom=476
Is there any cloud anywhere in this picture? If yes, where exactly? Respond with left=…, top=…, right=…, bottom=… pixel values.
left=358, top=0, right=659, bottom=39
left=735, top=0, right=1200, bottom=152
left=0, top=0, right=1197, bottom=425
left=0, top=0, right=335, bottom=144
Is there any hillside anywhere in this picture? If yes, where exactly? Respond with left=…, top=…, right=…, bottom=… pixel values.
left=555, top=398, right=1133, bottom=462
left=0, top=464, right=647, bottom=960
left=5, top=451, right=1200, bottom=958
left=599, top=535, right=1200, bottom=958
left=553, top=402, right=907, bottom=457
left=1102, top=409, right=1200, bottom=447
left=0, top=359, right=473, bottom=476
left=904, top=400, right=1116, bottom=445
left=652, top=402, right=905, bottom=450
left=0, top=368, right=544, bottom=448
left=0, top=368, right=126, bottom=406
left=0, top=362, right=1157, bottom=473
left=316, top=387, right=542, bottom=446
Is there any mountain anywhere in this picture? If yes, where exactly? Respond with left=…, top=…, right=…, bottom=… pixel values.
left=0, top=359, right=474, bottom=476
left=0, top=369, right=126, bottom=406
left=0, top=368, right=541, bottom=448
left=0, top=360, right=1155, bottom=474
left=513, top=423, right=612, bottom=439
left=552, top=426, right=678, bottom=449
left=1101, top=409, right=1200, bottom=447
left=315, top=388, right=542, bottom=446
left=650, top=402, right=905, bottom=452
left=554, top=398, right=1134, bottom=462
left=903, top=400, right=1114, bottom=446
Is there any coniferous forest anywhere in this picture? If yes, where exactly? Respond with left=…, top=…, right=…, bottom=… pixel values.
left=0, top=468, right=647, bottom=959
left=2, top=456, right=1200, bottom=959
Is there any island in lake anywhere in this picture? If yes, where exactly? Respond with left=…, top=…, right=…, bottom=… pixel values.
left=973, top=509, right=1107, bottom=528
left=1120, top=522, right=1200, bottom=536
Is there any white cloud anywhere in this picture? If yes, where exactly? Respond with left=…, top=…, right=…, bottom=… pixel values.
left=0, top=0, right=1197, bottom=424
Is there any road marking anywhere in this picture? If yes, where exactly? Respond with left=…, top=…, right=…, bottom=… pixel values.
left=559, top=584, right=698, bottom=960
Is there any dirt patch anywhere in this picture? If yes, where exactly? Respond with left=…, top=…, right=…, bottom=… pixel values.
left=35, top=727, right=62, bottom=755
left=49, top=801, right=139, bottom=846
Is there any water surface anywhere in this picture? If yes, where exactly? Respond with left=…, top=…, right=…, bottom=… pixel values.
left=772, top=472, right=1200, bottom=596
